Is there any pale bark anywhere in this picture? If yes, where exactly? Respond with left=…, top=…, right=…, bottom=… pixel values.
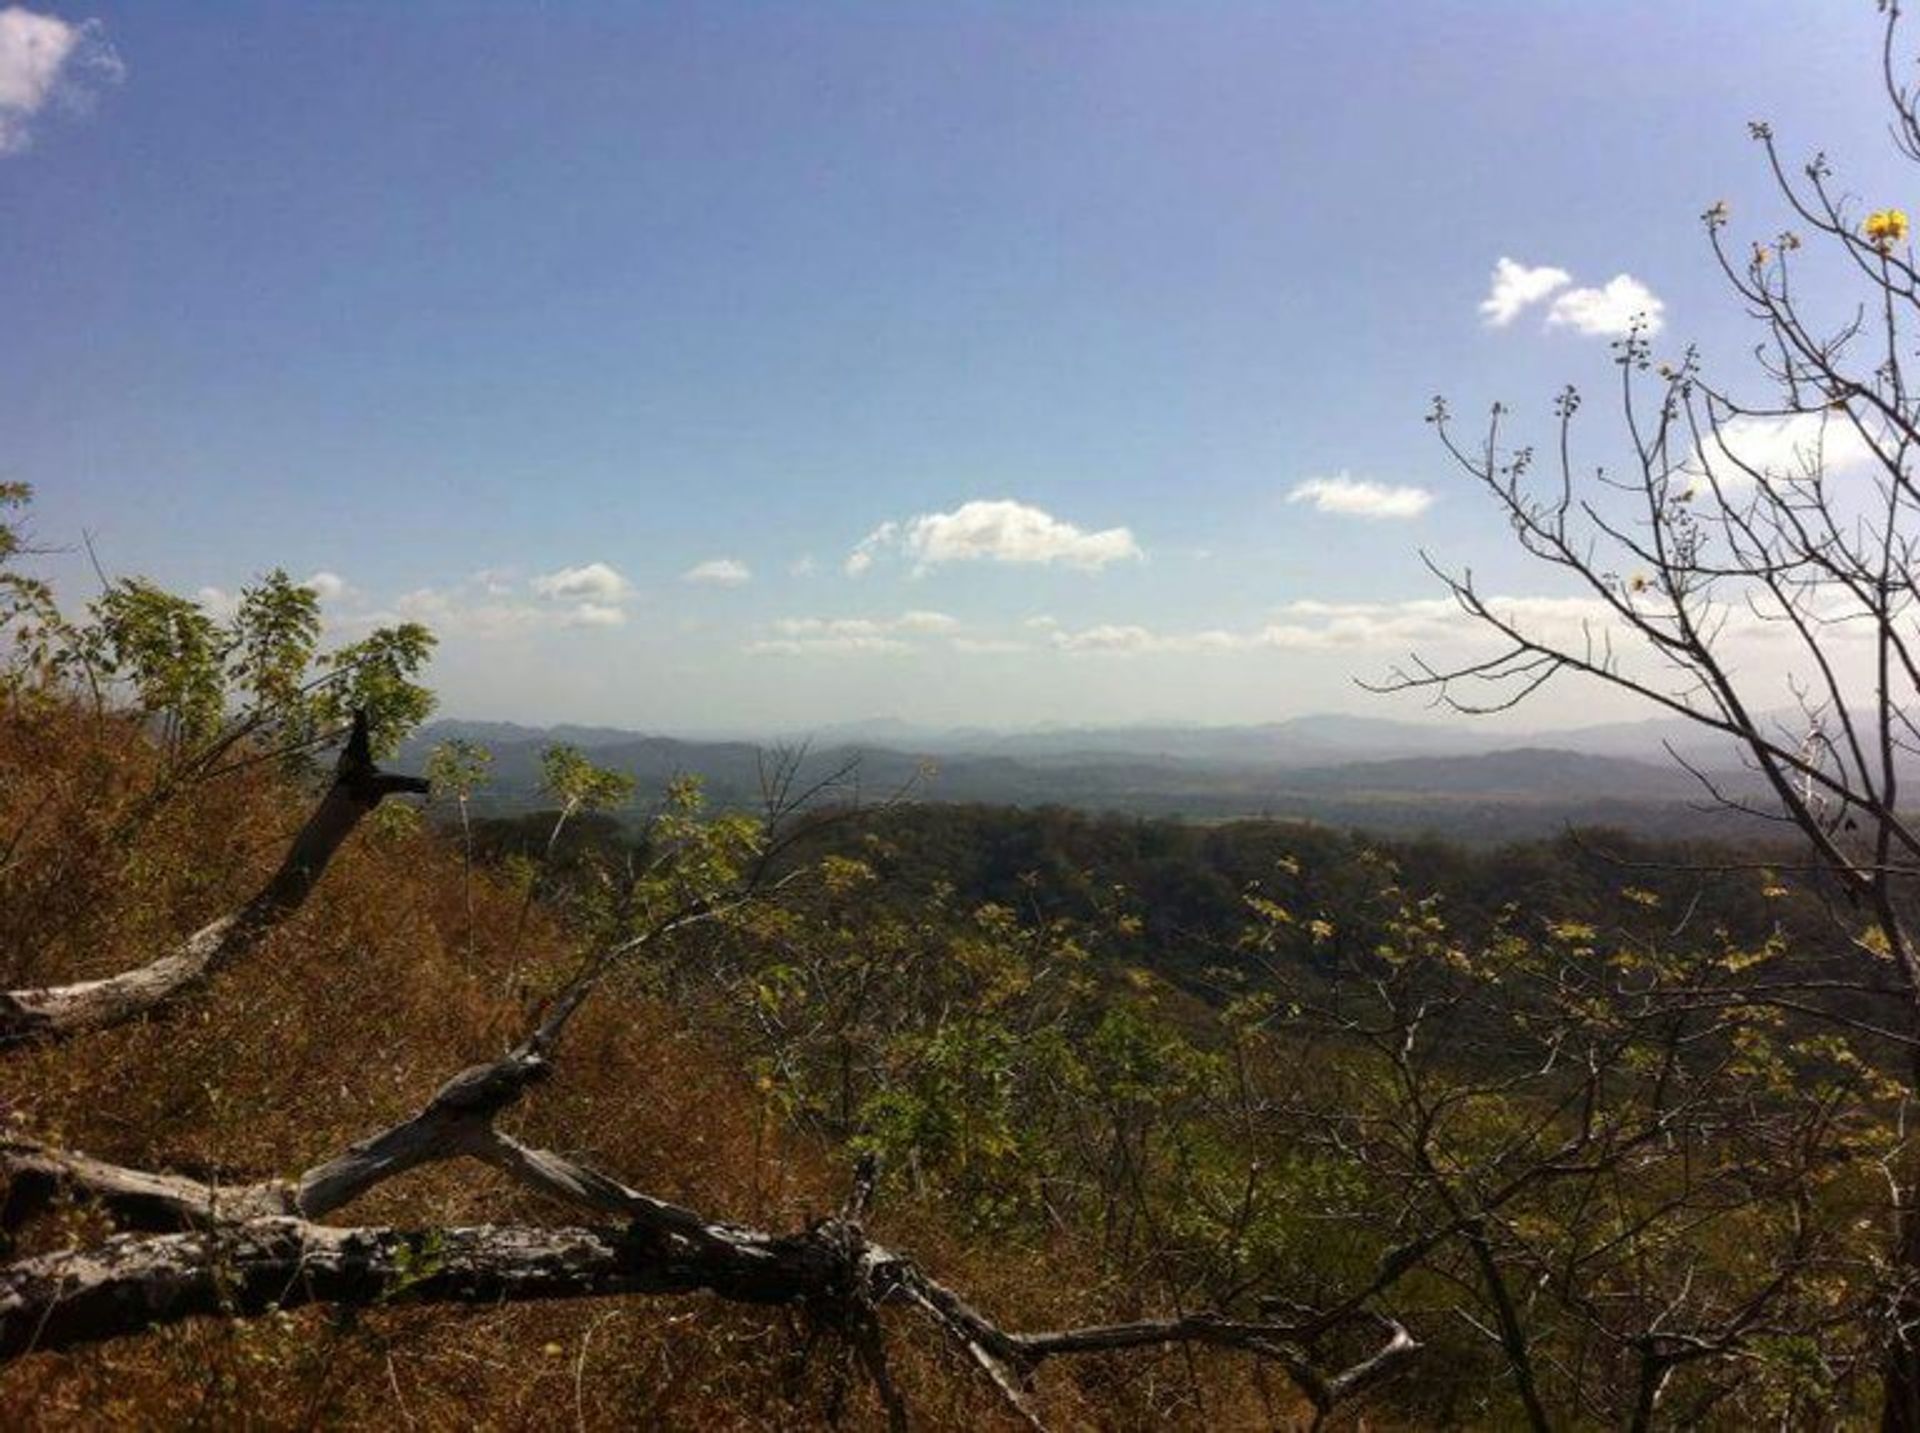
left=0, top=713, right=427, bottom=1047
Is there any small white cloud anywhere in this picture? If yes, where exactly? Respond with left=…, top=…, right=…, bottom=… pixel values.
left=564, top=602, right=627, bottom=628
left=0, top=7, right=122, bottom=156
left=1685, top=411, right=1878, bottom=490
left=749, top=609, right=960, bottom=655
left=196, top=585, right=237, bottom=619
left=844, top=521, right=897, bottom=577
left=682, top=557, right=752, bottom=587
left=388, top=586, right=541, bottom=639
left=1044, top=596, right=1616, bottom=657
left=951, top=636, right=1029, bottom=654
left=470, top=566, right=517, bottom=596
left=894, top=609, right=960, bottom=634
left=848, top=500, right=1140, bottom=575
left=1288, top=474, right=1434, bottom=520
left=1039, top=587, right=1884, bottom=662
left=1480, top=257, right=1571, bottom=326
left=1547, top=274, right=1665, bottom=337
left=747, top=634, right=911, bottom=656
left=531, top=561, right=632, bottom=603
left=304, top=570, right=349, bottom=602
left=1051, top=623, right=1164, bottom=653
left=789, top=555, right=819, bottom=578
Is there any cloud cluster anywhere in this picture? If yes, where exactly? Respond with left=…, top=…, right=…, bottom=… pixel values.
left=747, top=610, right=960, bottom=656
left=340, top=562, right=640, bottom=635
left=847, top=499, right=1141, bottom=576
left=745, top=597, right=1619, bottom=661
left=1287, top=474, right=1433, bottom=520
left=1048, top=596, right=1611, bottom=655
left=0, top=6, right=122, bottom=155
left=682, top=557, right=752, bottom=587
left=1480, top=256, right=1664, bottom=337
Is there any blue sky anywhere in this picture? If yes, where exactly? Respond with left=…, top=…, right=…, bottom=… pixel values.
left=2, top=1, right=1908, bottom=732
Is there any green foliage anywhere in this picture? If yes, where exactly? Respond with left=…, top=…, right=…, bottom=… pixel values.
left=424, top=737, right=493, bottom=804
left=77, top=579, right=228, bottom=747
left=0, top=489, right=437, bottom=770
left=0, top=482, right=60, bottom=678
left=311, top=623, right=437, bottom=761
left=538, top=743, right=636, bottom=815
left=227, top=570, right=321, bottom=736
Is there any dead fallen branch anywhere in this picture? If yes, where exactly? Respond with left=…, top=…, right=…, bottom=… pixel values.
left=0, top=712, right=427, bottom=1047
left=1, top=1034, right=1416, bottom=1427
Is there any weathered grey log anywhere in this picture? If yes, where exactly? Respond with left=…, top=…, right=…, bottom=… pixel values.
left=0, top=1136, right=295, bottom=1232
left=0, top=1216, right=839, bottom=1361
left=0, top=1127, right=1417, bottom=1428
left=0, top=713, right=428, bottom=1047
left=0, top=1195, right=1413, bottom=1433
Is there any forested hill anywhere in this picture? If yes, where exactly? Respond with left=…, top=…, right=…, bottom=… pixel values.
left=406, top=719, right=1764, bottom=843
left=469, top=800, right=1836, bottom=1000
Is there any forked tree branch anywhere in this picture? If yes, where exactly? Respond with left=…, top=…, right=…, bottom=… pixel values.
left=2, top=1033, right=1417, bottom=1428
left=0, top=1137, right=1416, bottom=1430
left=0, top=711, right=428, bottom=1047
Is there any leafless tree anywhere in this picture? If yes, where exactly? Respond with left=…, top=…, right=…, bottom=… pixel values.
left=1379, top=5, right=1920, bottom=1423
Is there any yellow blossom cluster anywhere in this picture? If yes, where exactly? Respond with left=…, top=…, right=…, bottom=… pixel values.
left=1865, top=208, right=1910, bottom=249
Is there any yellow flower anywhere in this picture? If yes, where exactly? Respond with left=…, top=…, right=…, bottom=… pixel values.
left=1865, top=208, right=1910, bottom=249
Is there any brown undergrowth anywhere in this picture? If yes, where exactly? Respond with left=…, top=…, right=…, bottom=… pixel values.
left=0, top=700, right=1305, bottom=1430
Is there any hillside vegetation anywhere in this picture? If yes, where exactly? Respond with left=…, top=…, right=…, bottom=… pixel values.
left=0, top=489, right=1902, bottom=1428
left=4, top=697, right=1294, bottom=1429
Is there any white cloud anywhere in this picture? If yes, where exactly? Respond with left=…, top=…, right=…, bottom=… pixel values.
left=747, top=632, right=912, bottom=657
left=844, top=522, right=898, bottom=577
left=848, top=500, right=1141, bottom=575
left=682, top=557, right=752, bottom=587
left=531, top=561, right=632, bottom=603
left=950, top=636, right=1029, bottom=654
left=749, top=610, right=960, bottom=656
left=1287, top=474, right=1434, bottom=520
left=789, top=555, right=819, bottom=578
left=1547, top=274, right=1665, bottom=337
left=1480, top=257, right=1570, bottom=326
left=374, top=586, right=538, bottom=640
left=304, top=570, right=349, bottom=602
left=0, top=7, right=122, bottom=155
left=1052, top=623, right=1164, bottom=653
left=894, top=609, right=961, bottom=634
left=1685, top=411, right=1879, bottom=490
left=196, top=585, right=237, bottom=619
left=564, top=602, right=627, bottom=628
left=1047, top=596, right=1623, bottom=656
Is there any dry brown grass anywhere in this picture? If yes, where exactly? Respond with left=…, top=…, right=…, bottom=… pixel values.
left=0, top=700, right=1309, bottom=1431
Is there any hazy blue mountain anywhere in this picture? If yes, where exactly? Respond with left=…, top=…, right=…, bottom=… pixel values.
left=401, top=716, right=1758, bottom=843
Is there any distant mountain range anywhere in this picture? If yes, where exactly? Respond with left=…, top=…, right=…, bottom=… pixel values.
left=400, top=714, right=1765, bottom=843
left=418, top=712, right=1746, bottom=766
